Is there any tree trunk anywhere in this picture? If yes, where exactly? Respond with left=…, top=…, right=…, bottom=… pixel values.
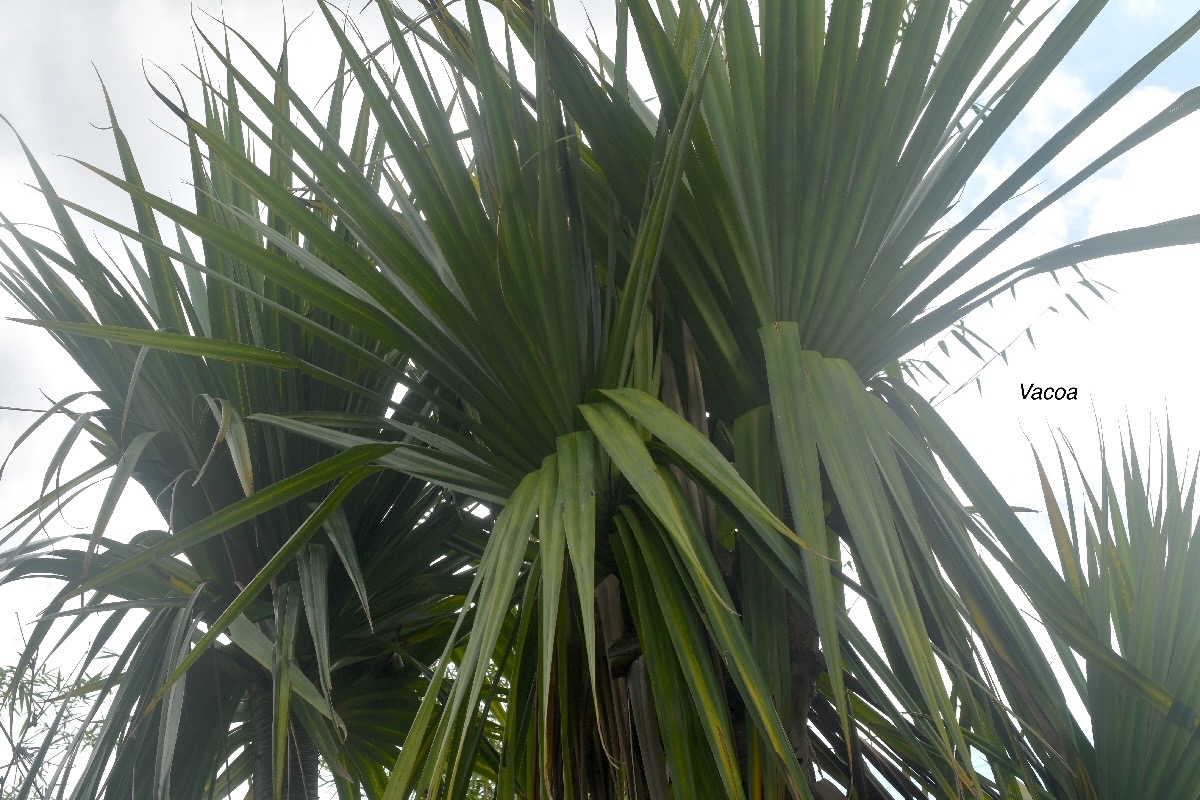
left=788, top=595, right=824, bottom=784
left=249, top=675, right=320, bottom=800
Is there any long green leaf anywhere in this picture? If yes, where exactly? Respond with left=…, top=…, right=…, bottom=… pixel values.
left=70, top=444, right=397, bottom=597
left=147, top=466, right=381, bottom=711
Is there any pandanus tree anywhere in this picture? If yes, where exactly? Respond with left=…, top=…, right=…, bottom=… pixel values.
left=4, top=0, right=1200, bottom=798
left=0, top=54, right=500, bottom=798
left=1032, top=427, right=1200, bottom=799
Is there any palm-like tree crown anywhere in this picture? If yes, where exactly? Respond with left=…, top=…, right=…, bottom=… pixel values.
left=4, top=1, right=1200, bottom=798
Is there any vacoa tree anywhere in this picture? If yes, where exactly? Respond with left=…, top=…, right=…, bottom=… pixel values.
left=4, top=0, right=1200, bottom=798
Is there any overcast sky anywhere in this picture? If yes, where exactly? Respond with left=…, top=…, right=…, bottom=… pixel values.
left=932, top=1, right=1200, bottom=508
left=1, top=0, right=1199, bottom=790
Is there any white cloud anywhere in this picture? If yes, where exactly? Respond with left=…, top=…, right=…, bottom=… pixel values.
left=1121, top=0, right=1163, bottom=16
left=934, top=75, right=1200, bottom=507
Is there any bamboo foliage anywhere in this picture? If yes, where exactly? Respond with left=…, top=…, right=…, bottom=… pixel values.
left=2, top=1, right=1200, bottom=798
